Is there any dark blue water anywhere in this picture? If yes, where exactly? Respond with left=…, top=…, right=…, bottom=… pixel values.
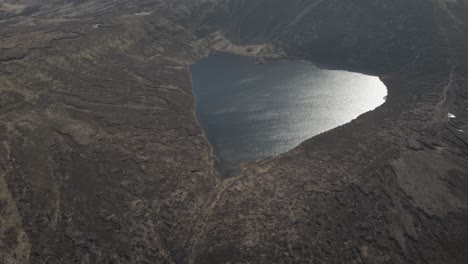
left=191, top=54, right=387, bottom=175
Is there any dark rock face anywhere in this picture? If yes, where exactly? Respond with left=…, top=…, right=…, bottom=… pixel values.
left=1, top=0, right=468, bottom=263
left=198, top=0, right=447, bottom=72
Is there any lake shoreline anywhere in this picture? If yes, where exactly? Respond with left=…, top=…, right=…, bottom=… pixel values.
left=191, top=53, right=387, bottom=176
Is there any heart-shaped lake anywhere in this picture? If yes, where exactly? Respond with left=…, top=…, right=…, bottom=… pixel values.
left=191, top=53, right=387, bottom=176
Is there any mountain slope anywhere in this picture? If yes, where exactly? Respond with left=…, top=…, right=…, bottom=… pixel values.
left=0, top=0, right=467, bottom=263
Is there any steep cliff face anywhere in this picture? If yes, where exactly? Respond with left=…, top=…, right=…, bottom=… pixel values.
left=196, top=0, right=447, bottom=72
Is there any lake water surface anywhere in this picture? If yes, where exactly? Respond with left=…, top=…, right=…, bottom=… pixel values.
left=191, top=54, right=387, bottom=175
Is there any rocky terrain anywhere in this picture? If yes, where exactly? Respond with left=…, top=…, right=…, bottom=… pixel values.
left=0, top=0, right=467, bottom=263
